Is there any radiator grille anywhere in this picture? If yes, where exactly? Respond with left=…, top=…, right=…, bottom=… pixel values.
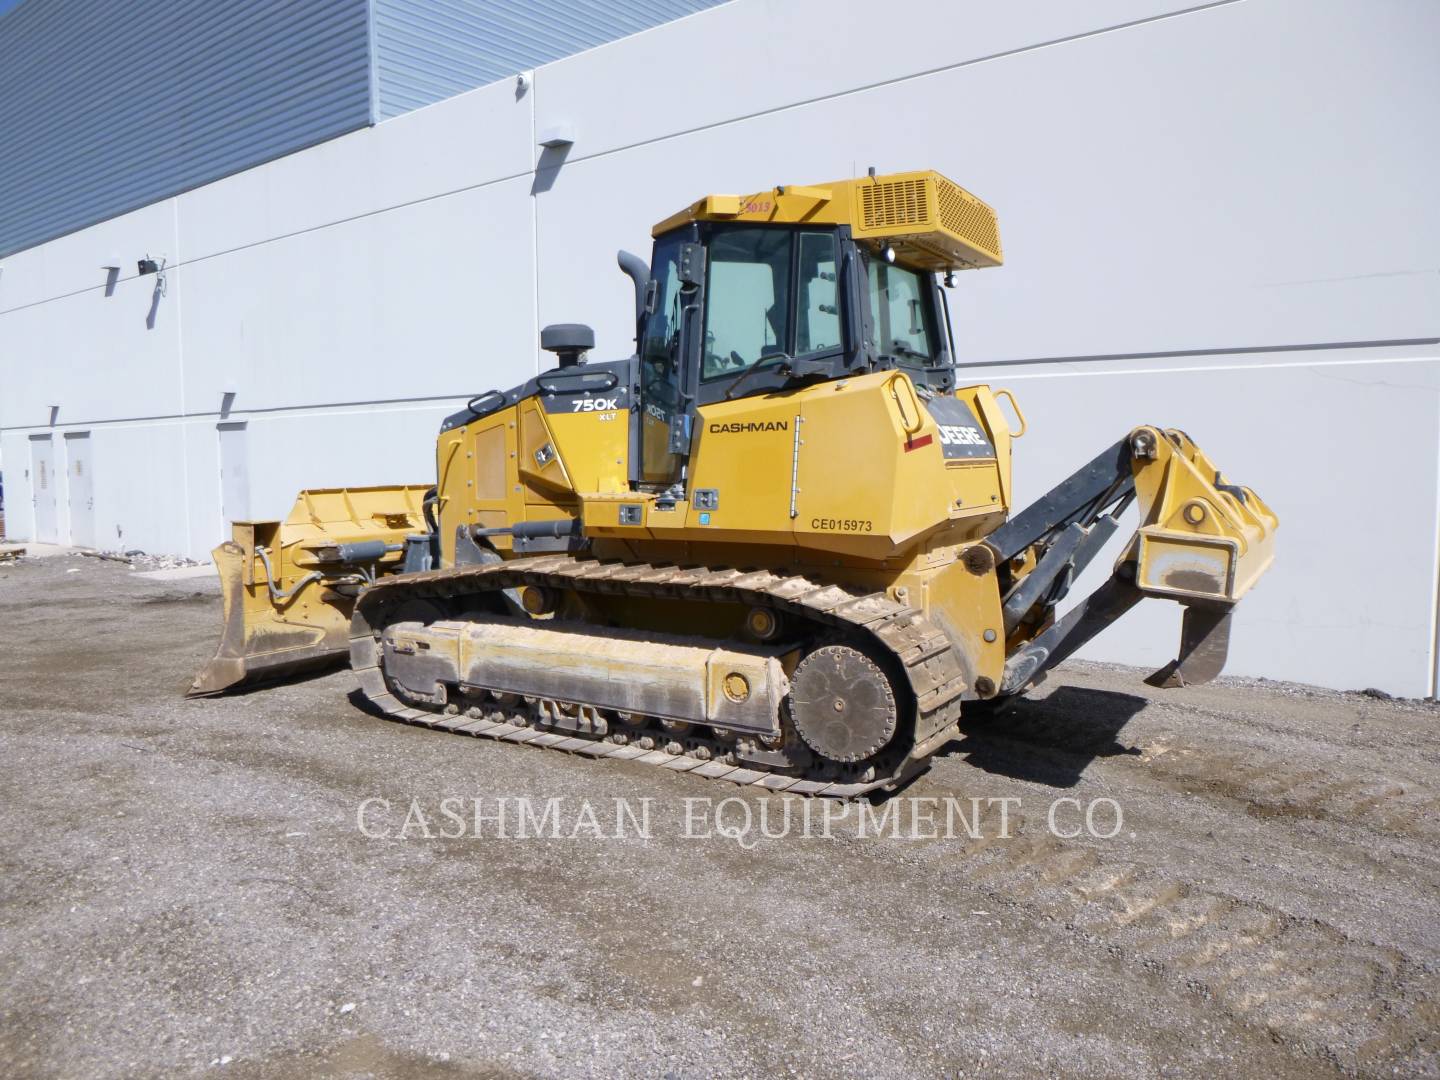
left=859, top=179, right=930, bottom=229
left=936, top=176, right=1001, bottom=259
left=846, top=171, right=1002, bottom=270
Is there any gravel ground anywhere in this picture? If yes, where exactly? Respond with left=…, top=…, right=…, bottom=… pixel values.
left=1, top=554, right=1437, bottom=1079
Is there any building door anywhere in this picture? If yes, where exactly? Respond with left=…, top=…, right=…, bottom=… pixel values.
left=218, top=422, right=249, bottom=528
left=65, top=432, right=94, bottom=548
left=29, top=435, right=57, bottom=543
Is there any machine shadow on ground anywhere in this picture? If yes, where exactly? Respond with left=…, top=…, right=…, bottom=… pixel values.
left=942, top=685, right=1149, bottom=788
left=346, top=687, right=392, bottom=719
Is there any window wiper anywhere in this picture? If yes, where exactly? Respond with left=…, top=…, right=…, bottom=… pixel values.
left=723, top=354, right=789, bottom=400
left=884, top=342, right=954, bottom=377
left=881, top=341, right=932, bottom=364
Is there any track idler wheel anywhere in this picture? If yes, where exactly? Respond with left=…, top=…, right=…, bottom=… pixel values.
left=788, top=645, right=898, bottom=764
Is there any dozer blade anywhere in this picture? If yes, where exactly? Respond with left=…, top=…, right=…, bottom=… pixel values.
left=188, top=540, right=355, bottom=694
left=188, top=486, right=430, bottom=696
left=1145, top=604, right=1232, bottom=688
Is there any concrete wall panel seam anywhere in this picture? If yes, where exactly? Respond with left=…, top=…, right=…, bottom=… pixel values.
left=535, top=0, right=1246, bottom=170
left=965, top=337, right=1440, bottom=370
left=1432, top=418, right=1440, bottom=699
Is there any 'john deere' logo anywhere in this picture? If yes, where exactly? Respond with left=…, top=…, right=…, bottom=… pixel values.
left=938, top=424, right=988, bottom=447
left=709, top=421, right=788, bottom=434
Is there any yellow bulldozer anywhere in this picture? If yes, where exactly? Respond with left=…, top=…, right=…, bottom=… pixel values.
left=190, top=170, right=1276, bottom=798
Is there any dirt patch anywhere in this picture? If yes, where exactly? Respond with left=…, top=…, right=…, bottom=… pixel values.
left=0, top=555, right=1437, bottom=1078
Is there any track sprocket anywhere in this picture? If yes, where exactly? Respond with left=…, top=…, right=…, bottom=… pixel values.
left=788, top=645, right=898, bottom=763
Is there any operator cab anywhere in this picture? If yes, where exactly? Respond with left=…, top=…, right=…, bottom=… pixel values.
left=634, top=223, right=953, bottom=486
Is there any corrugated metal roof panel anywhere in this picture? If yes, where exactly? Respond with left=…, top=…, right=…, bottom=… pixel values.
left=0, top=0, right=373, bottom=258
left=0, top=0, right=728, bottom=256
left=372, top=0, right=727, bottom=120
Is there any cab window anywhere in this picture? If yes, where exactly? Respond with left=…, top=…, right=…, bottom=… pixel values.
left=638, top=233, right=685, bottom=483
left=703, top=228, right=790, bottom=380
left=796, top=232, right=841, bottom=355
left=702, top=228, right=842, bottom=382
left=867, top=259, right=936, bottom=364
left=640, top=234, right=684, bottom=392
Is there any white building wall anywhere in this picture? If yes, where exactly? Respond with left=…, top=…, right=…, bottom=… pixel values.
left=1, top=0, right=1437, bottom=695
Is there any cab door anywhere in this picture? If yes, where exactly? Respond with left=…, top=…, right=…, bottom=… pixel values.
left=633, top=229, right=699, bottom=489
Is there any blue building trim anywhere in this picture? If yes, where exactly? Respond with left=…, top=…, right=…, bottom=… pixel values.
left=371, top=0, right=725, bottom=120
left=0, top=0, right=374, bottom=258
left=0, top=0, right=727, bottom=257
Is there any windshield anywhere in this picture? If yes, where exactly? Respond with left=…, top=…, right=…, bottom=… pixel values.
left=702, top=227, right=842, bottom=383
left=703, top=228, right=791, bottom=380
left=867, top=259, right=936, bottom=363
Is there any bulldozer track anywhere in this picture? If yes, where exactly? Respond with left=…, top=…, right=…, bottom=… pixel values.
left=349, top=554, right=969, bottom=799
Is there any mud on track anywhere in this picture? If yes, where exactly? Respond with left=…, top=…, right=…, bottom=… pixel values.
left=0, top=554, right=1436, bottom=1078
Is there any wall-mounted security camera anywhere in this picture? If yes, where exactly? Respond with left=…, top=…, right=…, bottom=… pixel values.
left=137, top=258, right=160, bottom=275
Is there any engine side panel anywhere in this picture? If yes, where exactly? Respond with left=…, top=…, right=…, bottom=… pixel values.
left=434, top=379, right=630, bottom=566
